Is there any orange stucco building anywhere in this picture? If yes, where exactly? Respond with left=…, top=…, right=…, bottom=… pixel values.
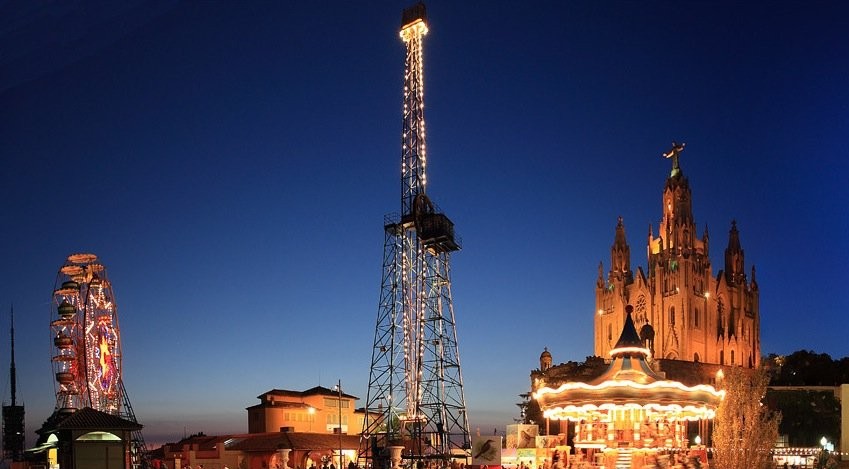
left=246, top=386, right=366, bottom=435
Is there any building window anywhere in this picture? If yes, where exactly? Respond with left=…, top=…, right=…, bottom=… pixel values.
left=326, top=414, right=349, bottom=425
left=694, top=307, right=700, bottom=328
left=324, top=398, right=350, bottom=409
left=731, top=350, right=735, bottom=365
left=693, top=353, right=700, bottom=362
left=607, top=324, right=612, bottom=342
left=720, top=350, right=725, bottom=365
left=669, top=307, right=675, bottom=325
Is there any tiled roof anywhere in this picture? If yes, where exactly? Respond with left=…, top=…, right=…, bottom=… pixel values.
left=224, top=433, right=286, bottom=452
left=258, top=386, right=358, bottom=400
left=164, top=434, right=222, bottom=452
left=226, top=432, right=360, bottom=452
left=246, top=401, right=310, bottom=411
left=52, top=407, right=143, bottom=431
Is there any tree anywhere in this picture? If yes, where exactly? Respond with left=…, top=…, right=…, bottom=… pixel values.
left=712, top=366, right=781, bottom=469
left=765, top=389, right=840, bottom=447
left=770, top=350, right=837, bottom=386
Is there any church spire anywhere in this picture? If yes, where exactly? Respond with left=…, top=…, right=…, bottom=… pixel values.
left=610, top=216, right=633, bottom=284
left=724, top=220, right=746, bottom=285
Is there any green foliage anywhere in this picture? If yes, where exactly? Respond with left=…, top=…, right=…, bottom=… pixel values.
left=765, top=390, right=840, bottom=447
left=768, top=350, right=849, bottom=386
left=713, top=366, right=781, bottom=469
left=765, top=349, right=845, bottom=447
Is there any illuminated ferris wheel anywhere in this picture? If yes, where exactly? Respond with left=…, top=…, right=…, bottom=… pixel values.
left=51, top=253, right=123, bottom=415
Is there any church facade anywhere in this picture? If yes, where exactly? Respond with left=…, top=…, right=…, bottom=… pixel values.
left=594, top=147, right=760, bottom=369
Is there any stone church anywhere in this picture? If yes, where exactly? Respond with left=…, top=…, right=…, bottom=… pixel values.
left=594, top=144, right=760, bottom=369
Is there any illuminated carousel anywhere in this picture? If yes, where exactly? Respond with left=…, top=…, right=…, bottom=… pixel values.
left=533, top=305, right=724, bottom=468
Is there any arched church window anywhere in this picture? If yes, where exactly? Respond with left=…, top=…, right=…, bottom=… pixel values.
left=720, top=350, right=725, bottom=365
left=693, top=353, right=700, bottom=362
left=731, top=350, right=735, bottom=365
left=608, top=324, right=612, bottom=342
left=636, top=295, right=647, bottom=323
left=669, top=306, right=675, bottom=325
left=694, top=307, right=700, bottom=328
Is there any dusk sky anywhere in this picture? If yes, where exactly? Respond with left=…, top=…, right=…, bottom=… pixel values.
left=1, top=1, right=847, bottom=447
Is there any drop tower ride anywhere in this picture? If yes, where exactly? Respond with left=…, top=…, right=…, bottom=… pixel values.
left=360, top=3, right=471, bottom=466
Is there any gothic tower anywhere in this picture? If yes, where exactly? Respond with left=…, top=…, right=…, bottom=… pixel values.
left=594, top=144, right=760, bottom=368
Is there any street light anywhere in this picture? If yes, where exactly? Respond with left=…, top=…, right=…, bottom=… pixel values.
left=820, top=436, right=828, bottom=469
left=336, top=380, right=343, bottom=469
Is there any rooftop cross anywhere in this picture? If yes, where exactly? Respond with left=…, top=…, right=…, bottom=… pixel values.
left=663, top=141, right=686, bottom=176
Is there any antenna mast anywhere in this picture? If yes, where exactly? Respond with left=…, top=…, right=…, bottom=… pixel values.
left=10, top=306, right=16, bottom=407
left=3, top=305, right=25, bottom=461
left=360, top=4, right=471, bottom=466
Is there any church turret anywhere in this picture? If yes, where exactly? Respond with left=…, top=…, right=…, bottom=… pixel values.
left=597, top=262, right=604, bottom=288
left=610, top=216, right=633, bottom=284
left=724, top=220, right=746, bottom=285
left=540, top=347, right=552, bottom=371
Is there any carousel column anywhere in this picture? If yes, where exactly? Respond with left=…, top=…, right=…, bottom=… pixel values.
left=633, top=409, right=640, bottom=445
left=674, top=422, right=682, bottom=447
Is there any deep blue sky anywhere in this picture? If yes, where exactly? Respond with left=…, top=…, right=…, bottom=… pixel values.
left=1, top=1, right=847, bottom=447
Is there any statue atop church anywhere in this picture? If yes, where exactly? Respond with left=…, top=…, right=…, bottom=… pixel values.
left=662, top=141, right=686, bottom=176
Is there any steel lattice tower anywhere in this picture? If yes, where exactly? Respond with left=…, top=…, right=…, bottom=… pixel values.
left=360, top=4, right=470, bottom=466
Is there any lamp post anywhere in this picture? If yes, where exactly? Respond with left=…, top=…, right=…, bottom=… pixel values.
left=336, top=380, right=343, bottom=469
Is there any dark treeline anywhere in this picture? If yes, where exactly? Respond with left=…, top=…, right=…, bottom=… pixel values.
left=765, top=350, right=846, bottom=447
left=767, top=350, right=849, bottom=386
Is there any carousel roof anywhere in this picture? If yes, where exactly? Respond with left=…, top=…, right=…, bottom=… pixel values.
left=533, top=306, right=724, bottom=421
